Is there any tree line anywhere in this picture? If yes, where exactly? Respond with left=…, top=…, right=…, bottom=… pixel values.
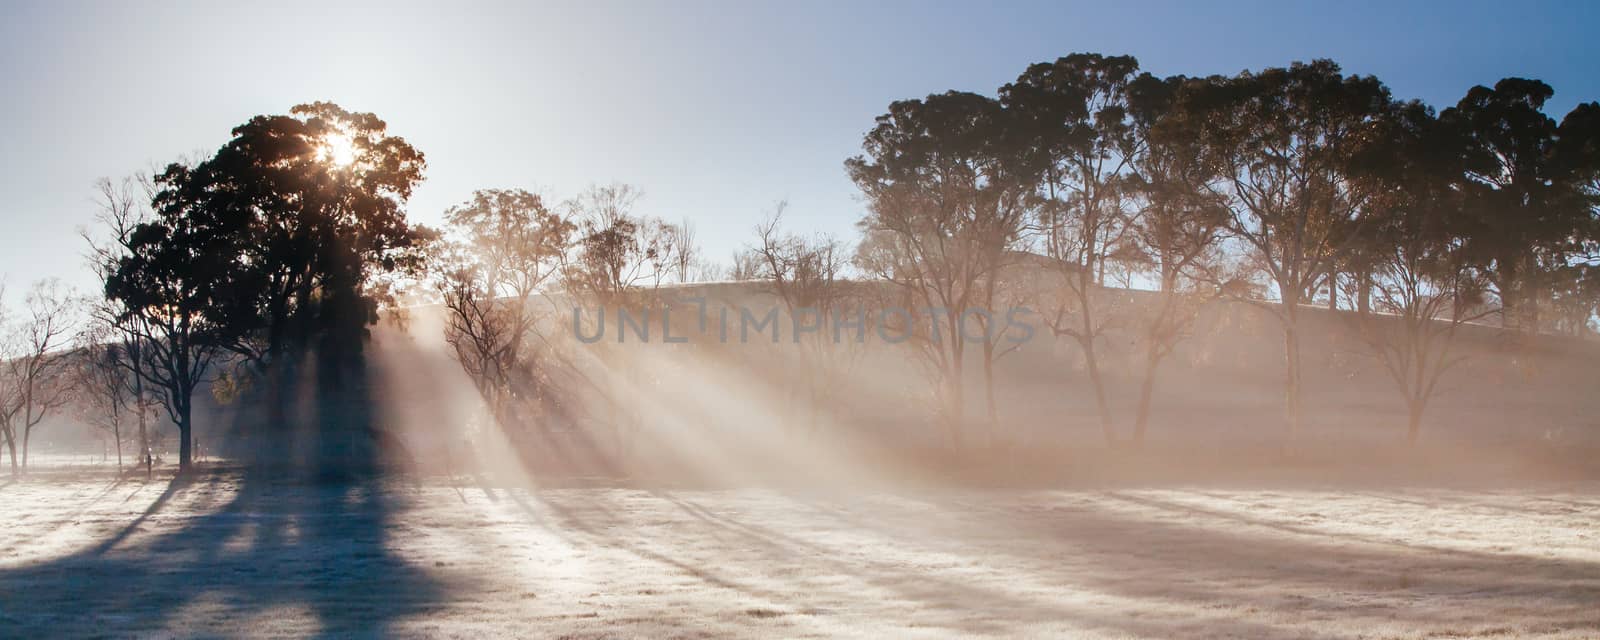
left=2, top=52, right=1596, bottom=475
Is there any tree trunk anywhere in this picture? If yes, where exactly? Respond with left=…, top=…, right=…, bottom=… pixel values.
left=946, top=353, right=966, bottom=451
left=4, top=431, right=16, bottom=475
left=22, top=425, right=32, bottom=470
left=1083, top=337, right=1116, bottom=448
left=1357, top=269, right=1372, bottom=317
left=177, top=409, right=193, bottom=472
left=115, top=421, right=123, bottom=470
left=982, top=350, right=998, bottom=449
left=1132, top=345, right=1160, bottom=447
left=1283, top=319, right=1304, bottom=446
left=1405, top=399, right=1424, bottom=447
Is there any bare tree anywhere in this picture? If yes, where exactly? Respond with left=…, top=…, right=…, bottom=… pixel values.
left=1350, top=100, right=1495, bottom=445
left=83, top=176, right=158, bottom=475
left=0, top=279, right=81, bottom=472
left=563, top=183, right=681, bottom=459
left=73, top=319, right=135, bottom=469
left=751, top=203, right=859, bottom=434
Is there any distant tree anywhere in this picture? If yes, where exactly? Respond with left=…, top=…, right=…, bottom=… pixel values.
left=665, top=218, right=701, bottom=283
left=72, top=320, right=136, bottom=468
left=83, top=176, right=159, bottom=475
left=728, top=249, right=764, bottom=282
left=0, top=280, right=82, bottom=472
left=563, top=184, right=682, bottom=458
left=849, top=91, right=1032, bottom=448
left=751, top=203, right=858, bottom=434
left=435, top=188, right=574, bottom=434
left=1192, top=60, right=1392, bottom=444
left=1001, top=53, right=1141, bottom=447
left=565, top=184, right=681, bottom=302
left=1120, top=73, right=1231, bottom=446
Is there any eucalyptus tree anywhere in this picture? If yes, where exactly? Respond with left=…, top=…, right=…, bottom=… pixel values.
left=1191, top=60, right=1392, bottom=443
left=1120, top=73, right=1231, bottom=446
left=153, top=102, right=428, bottom=434
left=849, top=91, right=1033, bottom=448
left=1442, top=80, right=1599, bottom=333
left=751, top=204, right=856, bottom=434
left=563, top=183, right=684, bottom=458
left=1350, top=100, right=1492, bottom=445
left=104, top=177, right=233, bottom=471
left=1000, top=53, right=1141, bottom=447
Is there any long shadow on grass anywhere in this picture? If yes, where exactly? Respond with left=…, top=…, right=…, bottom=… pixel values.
left=0, top=361, right=448, bottom=638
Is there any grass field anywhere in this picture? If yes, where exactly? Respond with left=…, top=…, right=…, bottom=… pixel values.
left=0, top=463, right=1596, bottom=639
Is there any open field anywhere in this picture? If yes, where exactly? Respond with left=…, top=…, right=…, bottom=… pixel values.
left=1, top=464, right=1596, bottom=639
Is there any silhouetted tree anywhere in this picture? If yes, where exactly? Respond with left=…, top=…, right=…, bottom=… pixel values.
left=84, top=176, right=160, bottom=475
left=1350, top=100, right=1493, bottom=444
left=1442, top=80, right=1598, bottom=333
left=151, top=102, right=427, bottom=440
left=104, top=182, right=231, bottom=471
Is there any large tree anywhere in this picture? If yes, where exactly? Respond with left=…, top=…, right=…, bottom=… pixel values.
left=104, top=186, right=232, bottom=471
left=1001, top=53, right=1141, bottom=447
left=1192, top=60, right=1392, bottom=443
left=1351, top=100, right=1492, bottom=444
left=849, top=91, right=1033, bottom=448
left=1443, top=80, right=1598, bottom=333
left=1120, top=73, right=1231, bottom=446
left=152, top=102, right=427, bottom=429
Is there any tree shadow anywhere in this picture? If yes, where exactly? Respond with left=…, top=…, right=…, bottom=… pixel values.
left=0, top=464, right=449, bottom=637
left=0, top=351, right=450, bottom=637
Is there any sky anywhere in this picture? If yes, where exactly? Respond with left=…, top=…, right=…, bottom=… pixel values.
left=2, top=0, right=1597, bottom=309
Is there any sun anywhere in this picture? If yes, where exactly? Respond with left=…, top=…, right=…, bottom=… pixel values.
left=318, top=132, right=357, bottom=167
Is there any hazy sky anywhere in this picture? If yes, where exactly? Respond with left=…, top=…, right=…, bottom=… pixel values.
left=2, top=0, right=1597, bottom=307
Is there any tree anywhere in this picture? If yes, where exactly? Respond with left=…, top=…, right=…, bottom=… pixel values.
left=0, top=280, right=81, bottom=472
left=72, top=319, right=136, bottom=469
left=435, top=188, right=574, bottom=434
left=563, top=184, right=683, bottom=458
left=1192, top=60, right=1392, bottom=444
left=1442, top=80, right=1597, bottom=333
left=104, top=170, right=233, bottom=471
left=1001, top=53, right=1141, bottom=447
left=152, top=102, right=427, bottom=436
left=83, top=176, right=159, bottom=476
left=751, top=203, right=857, bottom=435
left=849, top=91, right=1032, bottom=448
left=1121, top=73, right=1231, bottom=446
left=1350, top=100, right=1494, bottom=445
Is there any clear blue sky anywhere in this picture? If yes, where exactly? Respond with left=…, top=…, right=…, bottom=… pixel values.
left=2, top=0, right=1597, bottom=307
